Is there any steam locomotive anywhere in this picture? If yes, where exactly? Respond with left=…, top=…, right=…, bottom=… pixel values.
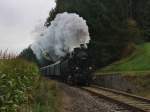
left=40, top=44, right=93, bottom=85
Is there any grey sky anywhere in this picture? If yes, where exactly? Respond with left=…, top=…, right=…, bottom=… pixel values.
left=0, top=0, right=56, bottom=53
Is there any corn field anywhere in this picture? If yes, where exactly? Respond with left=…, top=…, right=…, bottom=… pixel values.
left=0, top=56, right=39, bottom=112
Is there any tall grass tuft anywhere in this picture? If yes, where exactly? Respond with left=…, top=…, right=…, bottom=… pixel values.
left=20, top=77, right=61, bottom=112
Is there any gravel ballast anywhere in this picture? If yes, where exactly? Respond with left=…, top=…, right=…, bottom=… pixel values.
left=58, top=83, right=134, bottom=112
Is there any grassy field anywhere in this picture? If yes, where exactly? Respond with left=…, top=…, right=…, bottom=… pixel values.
left=0, top=56, right=61, bottom=112
left=97, top=43, right=150, bottom=73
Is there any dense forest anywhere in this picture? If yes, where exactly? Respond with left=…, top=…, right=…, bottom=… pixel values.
left=45, top=0, right=150, bottom=67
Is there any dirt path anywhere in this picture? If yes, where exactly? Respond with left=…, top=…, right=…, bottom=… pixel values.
left=58, top=83, right=134, bottom=112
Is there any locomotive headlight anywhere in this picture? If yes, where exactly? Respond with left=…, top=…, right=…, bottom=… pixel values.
left=89, top=67, right=92, bottom=70
left=75, top=67, right=79, bottom=70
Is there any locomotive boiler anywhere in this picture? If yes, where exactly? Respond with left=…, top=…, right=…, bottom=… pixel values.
left=40, top=44, right=93, bottom=85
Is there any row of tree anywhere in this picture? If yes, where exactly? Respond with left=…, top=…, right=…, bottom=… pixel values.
left=44, top=0, right=150, bottom=67
left=20, top=0, right=150, bottom=68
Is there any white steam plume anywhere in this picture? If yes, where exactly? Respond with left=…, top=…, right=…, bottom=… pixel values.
left=31, top=12, right=90, bottom=63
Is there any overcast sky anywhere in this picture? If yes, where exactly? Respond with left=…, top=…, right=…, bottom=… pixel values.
left=0, top=0, right=56, bottom=53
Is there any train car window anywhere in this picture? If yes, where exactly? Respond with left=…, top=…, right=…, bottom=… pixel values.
left=55, top=64, right=58, bottom=76
left=57, top=64, right=61, bottom=76
left=60, top=62, right=61, bottom=75
left=47, top=67, right=49, bottom=76
left=54, top=65, right=56, bottom=76
left=50, top=66, right=54, bottom=76
left=49, top=67, right=51, bottom=76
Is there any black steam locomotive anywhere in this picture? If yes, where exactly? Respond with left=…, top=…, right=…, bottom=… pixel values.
left=40, top=44, right=93, bottom=85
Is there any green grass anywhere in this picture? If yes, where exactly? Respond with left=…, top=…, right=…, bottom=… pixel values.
left=21, top=77, right=61, bottom=112
left=98, top=43, right=150, bottom=73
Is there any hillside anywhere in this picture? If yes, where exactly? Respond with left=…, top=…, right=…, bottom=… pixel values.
left=46, top=0, right=150, bottom=67
left=97, top=43, right=150, bottom=72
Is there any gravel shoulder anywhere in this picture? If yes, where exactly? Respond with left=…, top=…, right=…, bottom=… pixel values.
left=58, top=83, right=134, bottom=112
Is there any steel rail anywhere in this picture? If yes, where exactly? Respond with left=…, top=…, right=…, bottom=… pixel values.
left=82, top=85, right=150, bottom=112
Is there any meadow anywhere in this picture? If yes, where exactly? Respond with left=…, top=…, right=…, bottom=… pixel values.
left=98, top=43, right=150, bottom=72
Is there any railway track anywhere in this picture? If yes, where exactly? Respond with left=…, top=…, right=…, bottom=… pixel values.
left=82, top=85, right=150, bottom=112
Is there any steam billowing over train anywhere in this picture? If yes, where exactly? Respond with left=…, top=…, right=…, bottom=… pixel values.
left=32, top=12, right=93, bottom=85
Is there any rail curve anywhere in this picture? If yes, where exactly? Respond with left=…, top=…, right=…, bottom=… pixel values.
left=82, top=85, right=150, bottom=112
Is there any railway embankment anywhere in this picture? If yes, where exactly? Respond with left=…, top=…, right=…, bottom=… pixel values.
left=94, top=43, right=150, bottom=98
left=93, top=72, right=150, bottom=99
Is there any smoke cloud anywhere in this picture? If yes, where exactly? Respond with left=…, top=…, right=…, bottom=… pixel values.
left=31, top=12, right=90, bottom=63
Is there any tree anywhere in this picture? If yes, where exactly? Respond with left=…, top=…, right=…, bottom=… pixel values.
left=45, top=0, right=146, bottom=67
left=19, top=47, right=39, bottom=66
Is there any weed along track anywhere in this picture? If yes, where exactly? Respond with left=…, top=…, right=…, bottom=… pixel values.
left=82, top=85, right=150, bottom=112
